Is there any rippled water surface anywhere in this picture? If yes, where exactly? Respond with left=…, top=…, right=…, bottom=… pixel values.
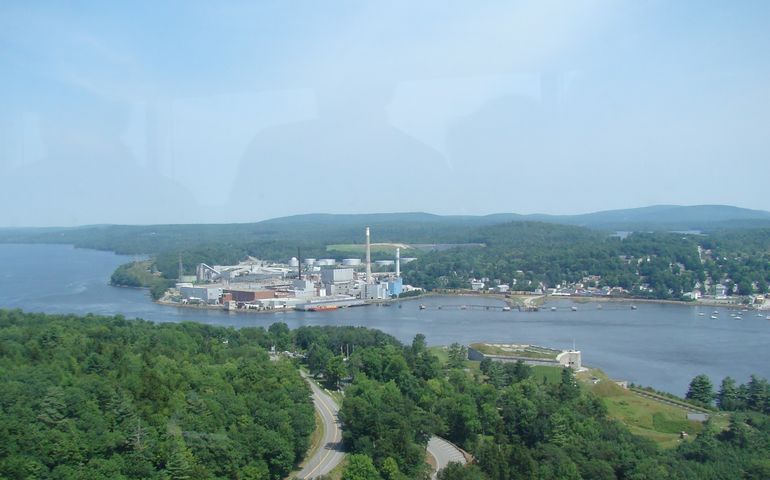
left=1, top=243, right=768, bottom=396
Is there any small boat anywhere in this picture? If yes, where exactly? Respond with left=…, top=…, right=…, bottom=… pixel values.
left=460, top=305, right=467, bottom=310
left=735, top=316, right=742, bottom=320
left=766, top=316, right=770, bottom=320
left=419, top=304, right=426, bottom=310
left=713, top=311, right=719, bottom=315
left=711, top=315, right=718, bottom=319
left=631, top=305, right=637, bottom=310
left=502, top=306, right=511, bottom=312
left=308, top=305, right=338, bottom=312
left=551, top=306, right=557, bottom=312
left=698, top=313, right=705, bottom=316
left=571, top=306, right=578, bottom=312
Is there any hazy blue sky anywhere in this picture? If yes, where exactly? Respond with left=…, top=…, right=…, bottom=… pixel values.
left=1, top=1, right=769, bottom=226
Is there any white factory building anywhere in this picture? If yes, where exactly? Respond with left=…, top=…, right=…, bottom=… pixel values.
left=179, top=285, right=222, bottom=304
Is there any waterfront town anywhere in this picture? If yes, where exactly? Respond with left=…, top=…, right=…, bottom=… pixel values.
left=165, top=226, right=770, bottom=315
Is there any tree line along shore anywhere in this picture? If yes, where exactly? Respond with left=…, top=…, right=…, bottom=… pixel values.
left=2, top=309, right=769, bottom=480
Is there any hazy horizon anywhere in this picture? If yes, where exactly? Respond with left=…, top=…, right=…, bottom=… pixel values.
left=2, top=1, right=769, bottom=227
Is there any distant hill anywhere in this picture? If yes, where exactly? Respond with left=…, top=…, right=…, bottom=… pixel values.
left=1, top=205, right=769, bottom=258
left=264, top=205, right=770, bottom=232
left=525, top=205, right=770, bottom=231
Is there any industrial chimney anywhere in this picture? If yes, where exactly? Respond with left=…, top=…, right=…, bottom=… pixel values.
left=365, top=226, right=372, bottom=285
left=396, top=247, right=401, bottom=278
left=297, top=247, right=302, bottom=280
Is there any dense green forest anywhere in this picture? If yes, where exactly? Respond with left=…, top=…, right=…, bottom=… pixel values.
left=403, top=225, right=770, bottom=300
left=294, top=327, right=770, bottom=480
left=2, top=314, right=770, bottom=479
left=0, top=311, right=314, bottom=480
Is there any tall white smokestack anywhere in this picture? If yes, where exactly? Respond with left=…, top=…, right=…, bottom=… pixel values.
left=365, top=226, right=372, bottom=284
left=396, top=247, right=401, bottom=278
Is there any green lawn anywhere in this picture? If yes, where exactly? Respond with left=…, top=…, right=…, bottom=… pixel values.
left=469, top=342, right=560, bottom=360
left=581, top=369, right=705, bottom=448
left=428, top=346, right=481, bottom=372
left=531, top=365, right=563, bottom=384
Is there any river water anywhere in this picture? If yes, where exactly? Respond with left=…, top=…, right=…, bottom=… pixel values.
left=1, top=244, right=768, bottom=396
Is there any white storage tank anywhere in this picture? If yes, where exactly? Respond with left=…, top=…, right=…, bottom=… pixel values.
left=304, top=258, right=316, bottom=266
left=316, top=258, right=336, bottom=266
left=289, top=257, right=299, bottom=267
left=374, top=260, right=394, bottom=267
left=342, top=258, right=362, bottom=266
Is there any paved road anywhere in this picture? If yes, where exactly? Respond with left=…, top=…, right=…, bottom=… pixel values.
left=295, top=373, right=345, bottom=479
left=427, top=436, right=466, bottom=479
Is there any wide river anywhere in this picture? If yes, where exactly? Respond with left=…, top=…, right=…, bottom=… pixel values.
left=1, top=244, right=768, bottom=396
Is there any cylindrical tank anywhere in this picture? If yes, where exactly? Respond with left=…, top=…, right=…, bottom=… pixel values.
left=342, top=258, right=362, bottom=266
left=375, top=260, right=395, bottom=266
left=316, top=259, right=336, bottom=266
left=289, top=257, right=299, bottom=267
left=304, top=258, right=316, bottom=266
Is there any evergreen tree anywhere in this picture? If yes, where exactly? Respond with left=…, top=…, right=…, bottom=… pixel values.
left=559, top=367, right=580, bottom=401
left=447, top=343, right=467, bottom=369
left=717, top=376, right=740, bottom=411
left=686, top=374, right=715, bottom=406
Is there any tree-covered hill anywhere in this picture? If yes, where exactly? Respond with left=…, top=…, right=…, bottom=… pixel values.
left=295, top=327, right=770, bottom=480
left=404, top=224, right=770, bottom=299
left=2, top=205, right=769, bottom=258
left=0, top=310, right=314, bottom=480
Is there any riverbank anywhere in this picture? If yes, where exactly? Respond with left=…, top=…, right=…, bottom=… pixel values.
left=423, top=289, right=766, bottom=310
left=155, top=299, right=300, bottom=315
left=563, top=295, right=766, bottom=310
left=155, top=289, right=766, bottom=316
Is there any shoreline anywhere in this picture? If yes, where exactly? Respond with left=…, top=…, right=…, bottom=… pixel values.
left=152, top=290, right=765, bottom=315
left=411, top=290, right=762, bottom=310
left=155, top=299, right=294, bottom=315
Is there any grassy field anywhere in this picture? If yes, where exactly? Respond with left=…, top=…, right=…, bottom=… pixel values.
left=326, top=243, right=413, bottom=255
left=531, top=365, right=564, bottom=384
left=428, top=346, right=481, bottom=372
left=469, top=342, right=560, bottom=360
left=428, top=346, right=717, bottom=449
left=580, top=369, right=707, bottom=448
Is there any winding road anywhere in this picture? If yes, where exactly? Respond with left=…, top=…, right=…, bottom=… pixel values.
left=427, top=436, right=467, bottom=479
left=296, top=373, right=345, bottom=479
left=295, top=371, right=466, bottom=480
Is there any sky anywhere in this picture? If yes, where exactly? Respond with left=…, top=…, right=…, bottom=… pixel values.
left=1, top=1, right=769, bottom=226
